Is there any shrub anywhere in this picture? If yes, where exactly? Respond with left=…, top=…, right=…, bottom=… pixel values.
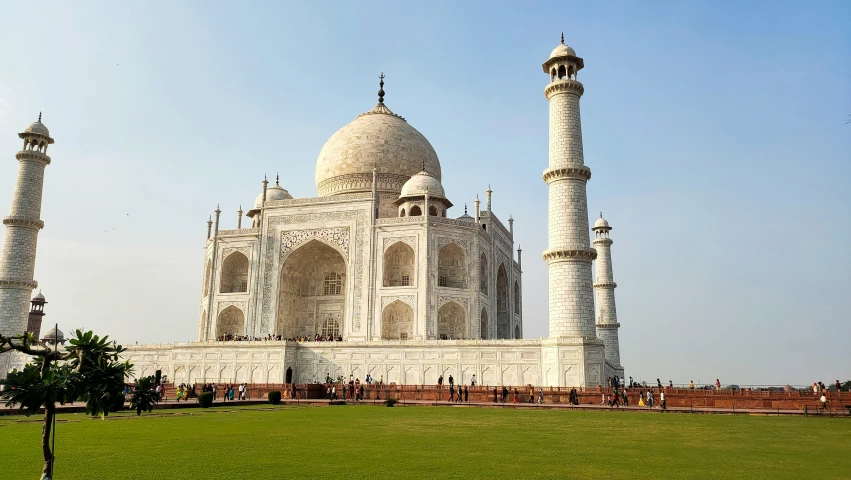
left=197, top=392, right=214, bottom=408
left=268, top=391, right=282, bottom=405
left=111, top=393, right=126, bottom=412
left=384, top=398, right=397, bottom=407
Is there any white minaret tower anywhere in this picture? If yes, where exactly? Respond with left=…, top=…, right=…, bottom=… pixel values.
left=593, top=213, right=623, bottom=376
left=0, top=114, right=53, bottom=336
left=542, top=36, right=597, bottom=338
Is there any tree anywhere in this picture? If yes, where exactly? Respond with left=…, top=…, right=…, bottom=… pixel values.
left=129, top=375, right=158, bottom=416
left=0, top=330, right=132, bottom=480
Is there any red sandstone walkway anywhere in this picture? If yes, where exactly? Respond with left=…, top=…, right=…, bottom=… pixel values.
left=2, top=397, right=847, bottom=417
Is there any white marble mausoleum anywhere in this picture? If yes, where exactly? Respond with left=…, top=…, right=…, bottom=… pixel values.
left=0, top=37, right=625, bottom=387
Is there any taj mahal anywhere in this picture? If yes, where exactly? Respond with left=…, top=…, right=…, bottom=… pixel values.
left=0, top=37, right=624, bottom=387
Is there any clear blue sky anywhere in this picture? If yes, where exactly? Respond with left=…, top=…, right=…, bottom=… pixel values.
left=0, top=1, right=848, bottom=386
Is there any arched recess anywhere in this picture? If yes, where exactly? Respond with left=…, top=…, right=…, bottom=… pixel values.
left=437, top=301, right=466, bottom=340
left=496, top=263, right=509, bottom=339
left=514, top=325, right=521, bottom=340
left=203, top=260, right=212, bottom=296
left=276, top=239, right=347, bottom=339
left=480, top=308, right=489, bottom=340
left=479, top=254, right=488, bottom=295
left=383, top=242, right=415, bottom=287
left=409, top=205, right=422, bottom=216
left=220, top=252, right=249, bottom=293
left=428, top=205, right=438, bottom=216
left=199, top=309, right=207, bottom=341
left=514, top=281, right=520, bottom=314
left=382, top=300, right=414, bottom=340
left=438, top=243, right=466, bottom=288
left=216, top=305, right=245, bottom=338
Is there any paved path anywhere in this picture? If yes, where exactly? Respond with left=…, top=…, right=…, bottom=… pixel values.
left=2, top=397, right=846, bottom=417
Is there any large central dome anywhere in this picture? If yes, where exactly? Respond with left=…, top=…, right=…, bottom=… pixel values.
left=315, top=103, right=441, bottom=197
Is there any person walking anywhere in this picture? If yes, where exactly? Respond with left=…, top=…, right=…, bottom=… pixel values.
left=471, top=374, right=476, bottom=387
left=502, top=386, right=508, bottom=404
left=493, top=387, right=498, bottom=403
left=513, top=388, right=519, bottom=404
left=715, top=379, right=721, bottom=391
left=464, top=386, right=469, bottom=403
left=660, top=390, right=667, bottom=410
left=449, top=384, right=455, bottom=402
left=448, top=375, right=454, bottom=389
left=689, top=380, right=694, bottom=390
left=647, top=390, right=654, bottom=409
left=538, top=388, right=544, bottom=404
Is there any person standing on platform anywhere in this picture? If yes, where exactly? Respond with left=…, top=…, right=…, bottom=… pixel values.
left=493, top=387, right=498, bottom=403
left=660, top=390, right=667, bottom=410
left=471, top=374, right=476, bottom=387
left=689, top=380, right=695, bottom=390
left=464, top=386, right=469, bottom=403
left=502, top=386, right=508, bottom=404
left=538, top=388, right=544, bottom=404
left=448, top=375, right=454, bottom=389
left=715, top=379, right=721, bottom=391
left=449, top=384, right=455, bottom=402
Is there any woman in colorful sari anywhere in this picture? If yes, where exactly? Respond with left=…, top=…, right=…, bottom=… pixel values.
left=176, top=385, right=184, bottom=402
left=229, top=386, right=235, bottom=400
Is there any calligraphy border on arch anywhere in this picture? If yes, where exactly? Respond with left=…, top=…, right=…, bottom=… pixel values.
left=217, top=301, right=247, bottom=315
left=437, top=296, right=469, bottom=312
left=382, top=236, right=416, bottom=252
left=381, top=295, right=415, bottom=310
left=436, top=237, right=470, bottom=255
left=221, top=246, right=252, bottom=260
left=261, top=210, right=365, bottom=334
left=280, top=227, right=350, bottom=262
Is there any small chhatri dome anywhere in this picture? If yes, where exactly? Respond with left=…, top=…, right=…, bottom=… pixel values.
left=253, top=174, right=293, bottom=207
left=549, top=32, right=576, bottom=59
left=457, top=204, right=474, bottom=221
left=593, top=212, right=611, bottom=230
left=41, top=325, right=65, bottom=344
left=32, top=291, right=46, bottom=302
left=399, top=169, right=446, bottom=199
left=19, top=112, right=54, bottom=142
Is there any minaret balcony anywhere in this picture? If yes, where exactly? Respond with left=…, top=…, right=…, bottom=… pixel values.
left=542, top=166, right=591, bottom=183
left=544, top=79, right=584, bottom=99
left=542, top=247, right=597, bottom=263
left=3, top=216, right=44, bottom=229
left=15, top=150, right=51, bottom=165
left=593, top=281, right=617, bottom=289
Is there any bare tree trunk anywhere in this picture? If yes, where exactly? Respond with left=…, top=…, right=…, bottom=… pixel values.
left=40, top=405, right=54, bottom=480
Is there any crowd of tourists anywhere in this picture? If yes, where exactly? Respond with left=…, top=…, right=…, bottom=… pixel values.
left=215, top=333, right=344, bottom=342
left=327, top=376, right=366, bottom=401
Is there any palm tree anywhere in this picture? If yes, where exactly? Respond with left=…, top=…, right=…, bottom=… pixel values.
left=0, top=330, right=132, bottom=480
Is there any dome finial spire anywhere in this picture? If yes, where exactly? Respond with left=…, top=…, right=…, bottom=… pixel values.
left=378, top=72, right=386, bottom=104
left=38, top=112, right=42, bottom=123
left=560, top=32, right=565, bottom=44
left=276, top=173, right=280, bottom=186
left=600, top=211, right=603, bottom=218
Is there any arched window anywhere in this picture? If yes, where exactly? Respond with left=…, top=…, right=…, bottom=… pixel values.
left=216, top=306, right=245, bottom=338
left=480, top=308, right=488, bottom=340
left=438, top=243, right=466, bottom=288
left=479, top=254, right=488, bottom=295
left=428, top=205, right=438, bottom=216
left=438, top=301, right=466, bottom=340
left=203, top=259, right=212, bottom=296
left=276, top=240, right=347, bottom=339
left=400, top=208, right=406, bottom=217
left=514, top=281, right=520, bottom=314
left=220, top=252, right=249, bottom=293
left=409, top=205, right=422, bottom=216
left=382, top=300, right=414, bottom=340
left=496, top=264, right=509, bottom=339
left=323, top=272, right=342, bottom=295
left=320, top=314, right=341, bottom=338
left=383, top=241, right=415, bottom=287
left=557, top=65, right=566, bottom=79
left=568, top=66, right=575, bottom=80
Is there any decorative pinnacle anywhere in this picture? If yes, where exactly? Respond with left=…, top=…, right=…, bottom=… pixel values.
left=238, top=205, right=243, bottom=213
left=421, top=159, right=426, bottom=172
left=560, top=32, right=565, bottom=44
left=378, top=72, right=385, bottom=104
left=38, top=112, right=42, bottom=123
left=276, top=173, right=280, bottom=186
left=600, top=211, right=603, bottom=218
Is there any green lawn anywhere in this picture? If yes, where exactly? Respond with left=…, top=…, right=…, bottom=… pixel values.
left=0, top=405, right=849, bottom=479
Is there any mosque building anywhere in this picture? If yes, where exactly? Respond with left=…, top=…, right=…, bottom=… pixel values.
left=0, top=37, right=624, bottom=386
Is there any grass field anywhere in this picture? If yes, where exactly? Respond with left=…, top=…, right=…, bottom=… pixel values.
left=1, top=405, right=849, bottom=479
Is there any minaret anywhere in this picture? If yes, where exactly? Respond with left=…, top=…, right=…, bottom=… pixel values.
left=0, top=114, right=53, bottom=336
left=593, top=214, right=622, bottom=372
left=542, top=36, right=597, bottom=338
left=26, top=291, right=47, bottom=338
